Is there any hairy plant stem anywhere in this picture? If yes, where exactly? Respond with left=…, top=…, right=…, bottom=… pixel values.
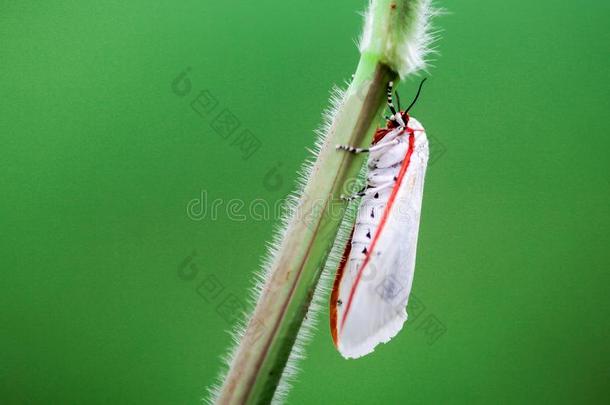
left=216, top=1, right=407, bottom=403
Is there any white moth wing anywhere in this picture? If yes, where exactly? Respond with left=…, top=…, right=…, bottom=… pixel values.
left=333, top=125, right=429, bottom=359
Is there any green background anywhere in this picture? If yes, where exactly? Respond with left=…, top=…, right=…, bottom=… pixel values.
left=1, top=0, right=609, bottom=403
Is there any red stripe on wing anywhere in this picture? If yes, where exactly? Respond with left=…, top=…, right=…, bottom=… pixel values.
left=329, top=227, right=355, bottom=347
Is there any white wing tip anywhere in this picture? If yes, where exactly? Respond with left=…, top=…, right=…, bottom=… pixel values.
left=337, top=312, right=408, bottom=359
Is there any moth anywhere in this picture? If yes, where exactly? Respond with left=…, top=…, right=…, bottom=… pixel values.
left=330, top=80, right=429, bottom=359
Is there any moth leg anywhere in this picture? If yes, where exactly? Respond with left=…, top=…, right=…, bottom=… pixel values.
left=336, top=138, right=399, bottom=154
left=370, top=138, right=400, bottom=151
left=340, top=184, right=366, bottom=201
left=340, top=181, right=395, bottom=202
left=335, top=144, right=370, bottom=154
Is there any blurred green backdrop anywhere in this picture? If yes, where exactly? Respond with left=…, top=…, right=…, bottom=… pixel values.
left=1, top=1, right=609, bottom=404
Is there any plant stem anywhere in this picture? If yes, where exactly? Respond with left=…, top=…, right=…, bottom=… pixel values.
left=216, top=1, right=408, bottom=403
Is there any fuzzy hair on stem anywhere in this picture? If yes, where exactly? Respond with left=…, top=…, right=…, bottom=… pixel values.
left=205, top=1, right=441, bottom=403
left=204, top=85, right=349, bottom=405
left=360, top=0, right=443, bottom=77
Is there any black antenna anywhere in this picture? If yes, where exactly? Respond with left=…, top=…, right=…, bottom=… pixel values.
left=395, top=90, right=401, bottom=111
left=405, top=78, right=427, bottom=114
